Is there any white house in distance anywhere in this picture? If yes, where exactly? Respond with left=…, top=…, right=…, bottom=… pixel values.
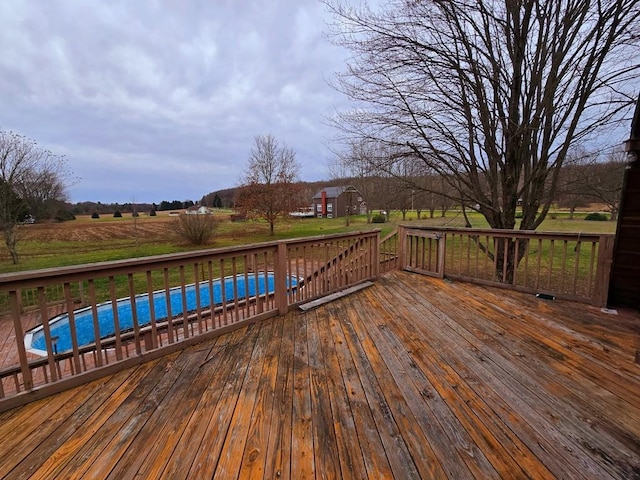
left=312, top=186, right=366, bottom=219
left=185, top=206, right=211, bottom=215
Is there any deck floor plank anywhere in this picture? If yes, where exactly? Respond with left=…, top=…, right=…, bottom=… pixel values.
left=215, top=318, right=277, bottom=479
left=23, top=359, right=164, bottom=480
left=185, top=324, right=262, bottom=479
left=325, top=300, right=396, bottom=479
left=290, top=307, right=315, bottom=479
left=107, top=338, right=230, bottom=480
left=361, top=282, right=538, bottom=479
left=386, top=277, right=625, bottom=479
left=346, top=291, right=520, bottom=479
left=313, top=302, right=370, bottom=480
left=336, top=299, right=429, bottom=479
left=393, top=276, right=638, bottom=479
left=305, top=309, right=342, bottom=479
left=47, top=350, right=189, bottom=479
left=238, top=312, right=285, bottom=479
left=1, top=271, right=639, bottom=479
left=443, top=281, right=640, bottom=442
left=159, top=326, right=256, bottom=480
left=263, top=309, right=295, bottom=480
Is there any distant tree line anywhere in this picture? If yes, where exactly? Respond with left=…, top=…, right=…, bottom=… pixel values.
left=69, top=199, right=198, bottom=216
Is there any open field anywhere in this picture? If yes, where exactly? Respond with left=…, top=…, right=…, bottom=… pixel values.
left=0, top=209, right=617, bottom=274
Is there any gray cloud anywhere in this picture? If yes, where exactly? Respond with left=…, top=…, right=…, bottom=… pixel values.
left=0, top=0, right=348, bottom=202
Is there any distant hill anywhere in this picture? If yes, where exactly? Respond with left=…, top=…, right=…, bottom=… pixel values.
left=200, top=179, right=354, bottom=209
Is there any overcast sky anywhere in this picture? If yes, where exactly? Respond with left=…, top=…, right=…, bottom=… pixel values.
left=0, top=0, right=355, bottom=204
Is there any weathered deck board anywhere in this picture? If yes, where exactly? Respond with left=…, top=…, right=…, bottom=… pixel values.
left=1, top=271, right=639, bottom=479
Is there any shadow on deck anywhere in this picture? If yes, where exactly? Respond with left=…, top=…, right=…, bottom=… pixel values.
left=0, top=271, right=639, bottom=479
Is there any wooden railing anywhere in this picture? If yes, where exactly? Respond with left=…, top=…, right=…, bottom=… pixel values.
left=0, top=230, right=379, bottom=411
left=0, top=225, right=614, bottom=411
left=396, top=226, right=614, bottom=306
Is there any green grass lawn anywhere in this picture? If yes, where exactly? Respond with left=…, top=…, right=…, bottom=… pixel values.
left=0, top=210, right=616, bottom=274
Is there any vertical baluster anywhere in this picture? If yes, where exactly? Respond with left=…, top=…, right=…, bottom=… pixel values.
left=63, top=282, right=83, bottom=373
left=220, top=258, right=228, bottom=326
left=36, top=288, right=58, bottom=382
left=587, top=241, right=597, bottom=298
left=263, top=264, right=271, bottom=311
left=294, top=248, right=301, bottom=303
left=243, top=255, right=251, bottom=317
left=86, top=280, right=104, bottom=365
left=163, top=268, right=174, bottom=344
left=231, top=257, right=240, bottom=323
left=513, top=238, right=520, bottom=286
left=466, top=233, right=472, bottom=275
left=193, top=262, right=203, bottom=335
left=560, top=240, right=568, bottom=293
left=254, top=253, right=263, bottom=314
left=535, top=238, right=543, bottom=290
left=127, top=274, right=142, bottom=355
left=145, top=270, right=159, bottom=351
left=207, top=260, right=215, bottom=330
left=179, top=265, right=189, bottom=340
left=107, top=277, right=123, bottom=361
left=547, top=240, right=555, bottom=290
left=502, top=237, right=509, bottom=284
left=523, top=238, right=530, bottom=289
left=572, top=240, right=582, bottom=296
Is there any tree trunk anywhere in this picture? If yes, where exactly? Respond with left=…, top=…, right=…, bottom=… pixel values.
left=3, top=226, right=19, bottom=264
left=492, top=237, right=529, bottom=284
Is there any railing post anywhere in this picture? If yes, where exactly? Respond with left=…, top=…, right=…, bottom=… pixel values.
left=593, top=235, right=615, bottom=307
left=437, top=233, right=446, bottom=278
left=373, top=231, right=380, bottom=279
left=398, top=225, right=407, bottom=270
left=10, top=290, right=33, bottom=391
left=274, top=242, right=289, bottom=315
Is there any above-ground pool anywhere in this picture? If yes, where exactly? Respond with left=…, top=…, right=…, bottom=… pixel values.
left=25, top=272, right=296, bottom=356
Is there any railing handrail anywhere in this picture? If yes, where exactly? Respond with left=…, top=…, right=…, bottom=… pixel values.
left=400, top=224, right=612, bottom=241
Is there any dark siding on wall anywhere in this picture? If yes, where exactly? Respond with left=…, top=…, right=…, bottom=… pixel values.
left=608, top=160, right=640, bottom=309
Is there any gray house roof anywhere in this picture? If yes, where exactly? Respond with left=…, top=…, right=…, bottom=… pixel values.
left=312, top=186, right=358, bottom=199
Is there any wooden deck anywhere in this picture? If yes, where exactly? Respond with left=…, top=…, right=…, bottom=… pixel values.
left=0, top=270, right=639, bottom=479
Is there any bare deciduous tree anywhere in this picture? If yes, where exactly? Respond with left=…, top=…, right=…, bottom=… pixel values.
left=235, top=134, right=302, bottom=235
left=0, top=131, right=69, bottom=263
left=327, top=0, right=639, bottom=281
